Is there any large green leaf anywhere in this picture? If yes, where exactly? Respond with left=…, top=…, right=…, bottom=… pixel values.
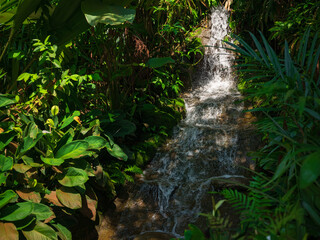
left=0, top=222, right=19, bottom=240
left=54, top=132, right=73, bottom=155
left=0, top=202, right=33, bottom=221
left=0, top=190, right=17, bottom=209
left=300, top=151, right=320, bottom=189
left=21, top=156, right=43, bottom=168
left=84, top=136, right=107, bottom=150
left=14, top=215, right=36, bottom=230
left=0, top=172, right=7, bottom=185
left=0, top=94, right=16, bottom=108
left=52, top=223, right=72, bottom=240
left=184, top=224, right=206, bottom=240
left=81, top=0, right=135, bottom=26
left=70, top=158, right=95, bottom=177
left=22, top=221, right=57, bottom=240
left=56, top=187, right=82, bottom=209
left=40, top=156, right=64, bottom=166
left=18, top=133, right=43, bottom=155
left=57, top=167, right=89, bottom=187
left=59, top=111, right=80, bottom=129
left=106, top=142, right=128, bottom=161
left=0, top=131, right=16, bottom=151
left=55, top=140, right=89, bottom=159
left=31, top=203, right=54, bottom=221
left=0, top=155, right=13, bottom=172
left=146, top=57, right=175, bottom=68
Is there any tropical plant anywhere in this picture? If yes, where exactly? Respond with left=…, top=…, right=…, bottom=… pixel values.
left=178, top=197, right=233, bottom=240
left=0, top=37, right=140, bottom=239
left=269, top=1, right=320, bottom=50
left=0, top=1, right=216, bottom=239
left=192, top=28, right=320, bottom=239
left=181, top=22, right=320, bottom=238
left=0, top=99, right=127, bottom=239
left=224, top=0, right=299, bottom=48
left=0, top=0, right=136, bottom=92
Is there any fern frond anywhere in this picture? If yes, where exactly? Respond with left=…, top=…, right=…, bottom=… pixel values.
left=123, top=172, right=134, bottom=182
left=124, top=165, right=143, bottom=174
left=221, top=189, right=252, bottom=212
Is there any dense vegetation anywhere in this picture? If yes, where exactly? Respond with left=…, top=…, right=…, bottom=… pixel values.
left=183, top=0, right=320, bottom=239
left=1, top=0, right=319, bottom=240
left=0, top=0, right=216, bottom=239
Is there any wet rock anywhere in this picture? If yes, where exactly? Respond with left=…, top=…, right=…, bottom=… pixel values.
left=142, top=170, right=161, bottom=182
left=211, top=177, right=250, bottom=190
left=133, top=232, right=175, bottom=240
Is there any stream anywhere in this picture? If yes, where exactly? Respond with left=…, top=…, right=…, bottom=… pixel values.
left=99, top=7, right=257, bottom=240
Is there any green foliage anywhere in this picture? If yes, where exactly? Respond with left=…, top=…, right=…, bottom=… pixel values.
left=0, top=0, right=137, bottom=61
left=270, top=1, right=320, bottom=50
left=82, top=0, right=136, bottom=26
left=193, top=26, right=320, bottom=239
left=183, top=224, right=207, bottom=240
left=226, top=0, right=290, bottom=34
left=0, top=0, right=213, bottom=239
left=0, top=103, right=130, bottom=238
left=0, top=37, right=142, bottom=239
left=229, top=29, right=320, bottom=239
left=179, top=197, right=234, bottom=240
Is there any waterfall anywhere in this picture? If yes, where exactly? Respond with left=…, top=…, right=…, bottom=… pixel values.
left=114, top=7, right=247, bottom=239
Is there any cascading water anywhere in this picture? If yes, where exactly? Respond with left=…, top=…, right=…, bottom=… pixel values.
left=112, top=7, right=251, bottom=239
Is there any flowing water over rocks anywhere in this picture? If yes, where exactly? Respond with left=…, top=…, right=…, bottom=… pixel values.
left=98, top=7, right=258, bottom=240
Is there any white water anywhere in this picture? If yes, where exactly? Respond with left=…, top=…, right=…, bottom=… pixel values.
left=116, top=7, right=245, bottom=239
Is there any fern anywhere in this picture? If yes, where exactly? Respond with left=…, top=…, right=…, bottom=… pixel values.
left=267, top=204, right=305, bottom=238
left=122, top=172, right=134, bottom=183
left=199, top=197, right=236, bottom=240
left=110, top=166, right=126, bottom=185
left=220, top=175, right=276, bottom=237
left=124, top=165, right=143, bottom=174
left=221, top=189, right=252, bottom=213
